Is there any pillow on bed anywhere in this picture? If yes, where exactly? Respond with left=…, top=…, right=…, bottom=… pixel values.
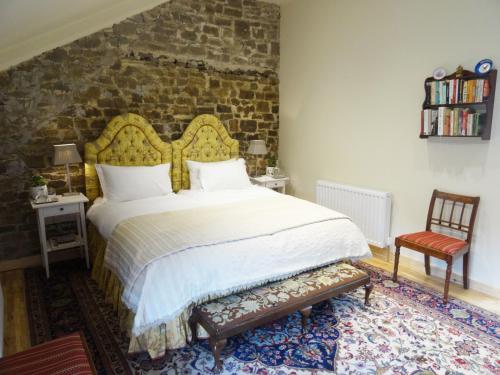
left=198, top=158, right=251, bottom=191
left=95, top=163, right=172, bottom=202
left=186, top=159, right=238, bottom=190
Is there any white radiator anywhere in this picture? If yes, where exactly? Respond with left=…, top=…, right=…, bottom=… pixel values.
left=316, top=180, right=392, bottom=248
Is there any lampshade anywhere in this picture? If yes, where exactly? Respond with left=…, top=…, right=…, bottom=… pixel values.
left=53, top=144, right=82, bottom=165
left=247, top=140, right=267, bottom=155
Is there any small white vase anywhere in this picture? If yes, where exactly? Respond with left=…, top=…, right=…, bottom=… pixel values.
left=31, top=185, right=48, bottom=200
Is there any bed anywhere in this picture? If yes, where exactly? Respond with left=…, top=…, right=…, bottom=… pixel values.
left=85, top=113, right=371, bottom=358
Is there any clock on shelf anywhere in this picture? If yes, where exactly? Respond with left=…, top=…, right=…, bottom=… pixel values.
left=475, top=59, right=493, bottom=75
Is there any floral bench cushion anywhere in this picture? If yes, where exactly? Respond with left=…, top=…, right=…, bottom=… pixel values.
left=198, top=262, right=368, bottom=328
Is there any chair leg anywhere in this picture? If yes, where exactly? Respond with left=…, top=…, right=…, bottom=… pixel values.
left=392, top=246, right=400, bottom=282
left=463, top=253, right=469, bottom=290
left=443, top=259, right=452, bottom=304
left=424, top=254, right=431, bottom=276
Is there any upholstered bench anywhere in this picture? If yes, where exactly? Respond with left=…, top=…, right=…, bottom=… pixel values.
left=0, top=332, right=96, bottom=375
left=189, top=262, right=373, bottom=372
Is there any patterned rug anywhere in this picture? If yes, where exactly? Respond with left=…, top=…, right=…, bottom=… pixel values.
left=24, top=261, right=500, bottom=374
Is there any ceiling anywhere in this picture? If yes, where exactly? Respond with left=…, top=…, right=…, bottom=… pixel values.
left=0, top=0, right=158, bottom=70
left=0, top=0, right=284, bottom=71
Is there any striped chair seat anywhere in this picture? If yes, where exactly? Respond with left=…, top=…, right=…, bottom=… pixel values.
left=398, top=231, right=467, bottom=255
left=0, top=332, right=95, bottom=375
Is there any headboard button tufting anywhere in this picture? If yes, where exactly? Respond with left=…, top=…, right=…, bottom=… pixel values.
left=84, top=114, right=172, bottom=202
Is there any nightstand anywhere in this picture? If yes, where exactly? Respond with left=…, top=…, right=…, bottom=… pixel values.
left=250, top=175, right=289, bottom=194
left=31, top=193, right=90, bottom=278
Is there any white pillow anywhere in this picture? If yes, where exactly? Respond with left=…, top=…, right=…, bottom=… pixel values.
left=198, top=158, right=251, bottom=191
left=95, top=163, right=172, bottom=202
left=186, top=159, right=238, bottom=190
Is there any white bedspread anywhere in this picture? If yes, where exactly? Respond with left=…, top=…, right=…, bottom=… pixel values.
left=88, top=187, right=371, bottom=336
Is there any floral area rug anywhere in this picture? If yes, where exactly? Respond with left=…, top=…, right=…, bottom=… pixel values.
left=24, top=261, right=500, bottom=374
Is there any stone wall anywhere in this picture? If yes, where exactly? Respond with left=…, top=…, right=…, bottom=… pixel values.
left=0, top=0, right=280, bottom=261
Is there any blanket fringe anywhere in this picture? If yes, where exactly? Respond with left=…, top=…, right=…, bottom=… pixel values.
left=131, top=254, right=369, bottom=336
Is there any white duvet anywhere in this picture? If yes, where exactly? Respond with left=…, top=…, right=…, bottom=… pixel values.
left=87, top=186, right=371, bottom=336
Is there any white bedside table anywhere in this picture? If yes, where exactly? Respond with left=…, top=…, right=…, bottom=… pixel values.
left=250, top=175, right=289, bottom=194
left=31, top=193, right=90, bottom=278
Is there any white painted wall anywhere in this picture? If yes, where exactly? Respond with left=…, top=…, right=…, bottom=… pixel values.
left=279, top=0, right=500, bottom=289
left=0, top=0, right=169, bottom=71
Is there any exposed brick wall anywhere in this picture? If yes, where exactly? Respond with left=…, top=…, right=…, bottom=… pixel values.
left=0, top=0, right=280, bottom=260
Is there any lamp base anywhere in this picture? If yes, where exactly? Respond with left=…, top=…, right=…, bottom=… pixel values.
left=63, top=191, right=80, bottom=196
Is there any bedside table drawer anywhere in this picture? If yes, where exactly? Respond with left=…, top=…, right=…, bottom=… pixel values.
left=266, top=181, right=283, bottom=188
left=43, top=203, right=80, bottom=217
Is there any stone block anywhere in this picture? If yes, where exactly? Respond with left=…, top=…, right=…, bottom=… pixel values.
left=234, top=20, right=250, bottom=38
left=203, top=25, right=220, bottom=37
left=239, top=90, right=255, bottom=99
left=256, top=101, right=270, bottom=112
left=217, top=104, right=232, bottom=113
left=240, top=119, right=257, bottom=132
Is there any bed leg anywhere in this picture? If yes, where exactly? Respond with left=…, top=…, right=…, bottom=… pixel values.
left=188, top=314, right=198, bottom=344
left=209, top=337, right=227, bottom=373
left=364, top=283, right=374, bottom=306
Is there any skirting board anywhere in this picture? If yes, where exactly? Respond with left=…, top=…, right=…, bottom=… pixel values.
left=371, top=246, right=500, bottom=299
left=369, top=244, right=390, bottom=262
left=0, top=249, right=82, bottom=272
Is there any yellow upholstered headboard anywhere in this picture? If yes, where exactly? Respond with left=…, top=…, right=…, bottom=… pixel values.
left=171, top=114, right=239, bottom=191
left=84, top=113, right=171, bottom=201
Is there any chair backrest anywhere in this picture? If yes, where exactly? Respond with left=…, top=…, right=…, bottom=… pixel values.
left=426, top=189, right=480, bottom=243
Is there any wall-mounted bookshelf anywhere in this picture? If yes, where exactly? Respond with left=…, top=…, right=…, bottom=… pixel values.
left=420, top=67, right=497, bottom=140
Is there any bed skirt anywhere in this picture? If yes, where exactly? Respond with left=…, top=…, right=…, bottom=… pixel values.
left=88, top=224, right=350, bottom=359
left=89, top=223, right=196, bottom=359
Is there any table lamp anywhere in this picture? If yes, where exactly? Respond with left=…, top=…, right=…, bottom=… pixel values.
left=247, top=140, right=267, bottom=176
left=53, top=144, right=82, bottom=196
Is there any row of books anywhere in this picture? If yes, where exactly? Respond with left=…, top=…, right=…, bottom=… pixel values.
left=421, top=108, right=483, bottom=136
left=427, top=78, right=490, bottom=105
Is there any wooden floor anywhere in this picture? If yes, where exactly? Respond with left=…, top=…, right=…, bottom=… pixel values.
left=1, top=256, right=499, bottom=357
left=364, top=256, right=500, bottom=315
left=1, top=270, right=30, bottom=356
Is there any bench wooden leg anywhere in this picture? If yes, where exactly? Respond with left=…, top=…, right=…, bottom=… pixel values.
left=392, top=246, right=400, bottom=282
left=299, top=306, right=312, bottom=332
left=364, top=283, right=374, bottom=306
left=328, top=298, right=335, bottom=312
left=209, top=337, right=227, bottom=373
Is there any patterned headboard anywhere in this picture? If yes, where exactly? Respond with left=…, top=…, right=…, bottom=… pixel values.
left=84, top=113, right=171, bottom=201
left=171, top=114, right=239, bottom=191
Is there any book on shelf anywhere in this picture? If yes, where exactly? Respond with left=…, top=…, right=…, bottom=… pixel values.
left=421, top=108, right=483, bottom=136
left=426, top=77, right=489, bottom=105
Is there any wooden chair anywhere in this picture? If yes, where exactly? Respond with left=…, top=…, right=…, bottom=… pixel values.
left=393, top=189, right=480, bottom=304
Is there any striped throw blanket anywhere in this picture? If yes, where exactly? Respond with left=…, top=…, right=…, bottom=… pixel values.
left=104, top=194, right=347, bottom=311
